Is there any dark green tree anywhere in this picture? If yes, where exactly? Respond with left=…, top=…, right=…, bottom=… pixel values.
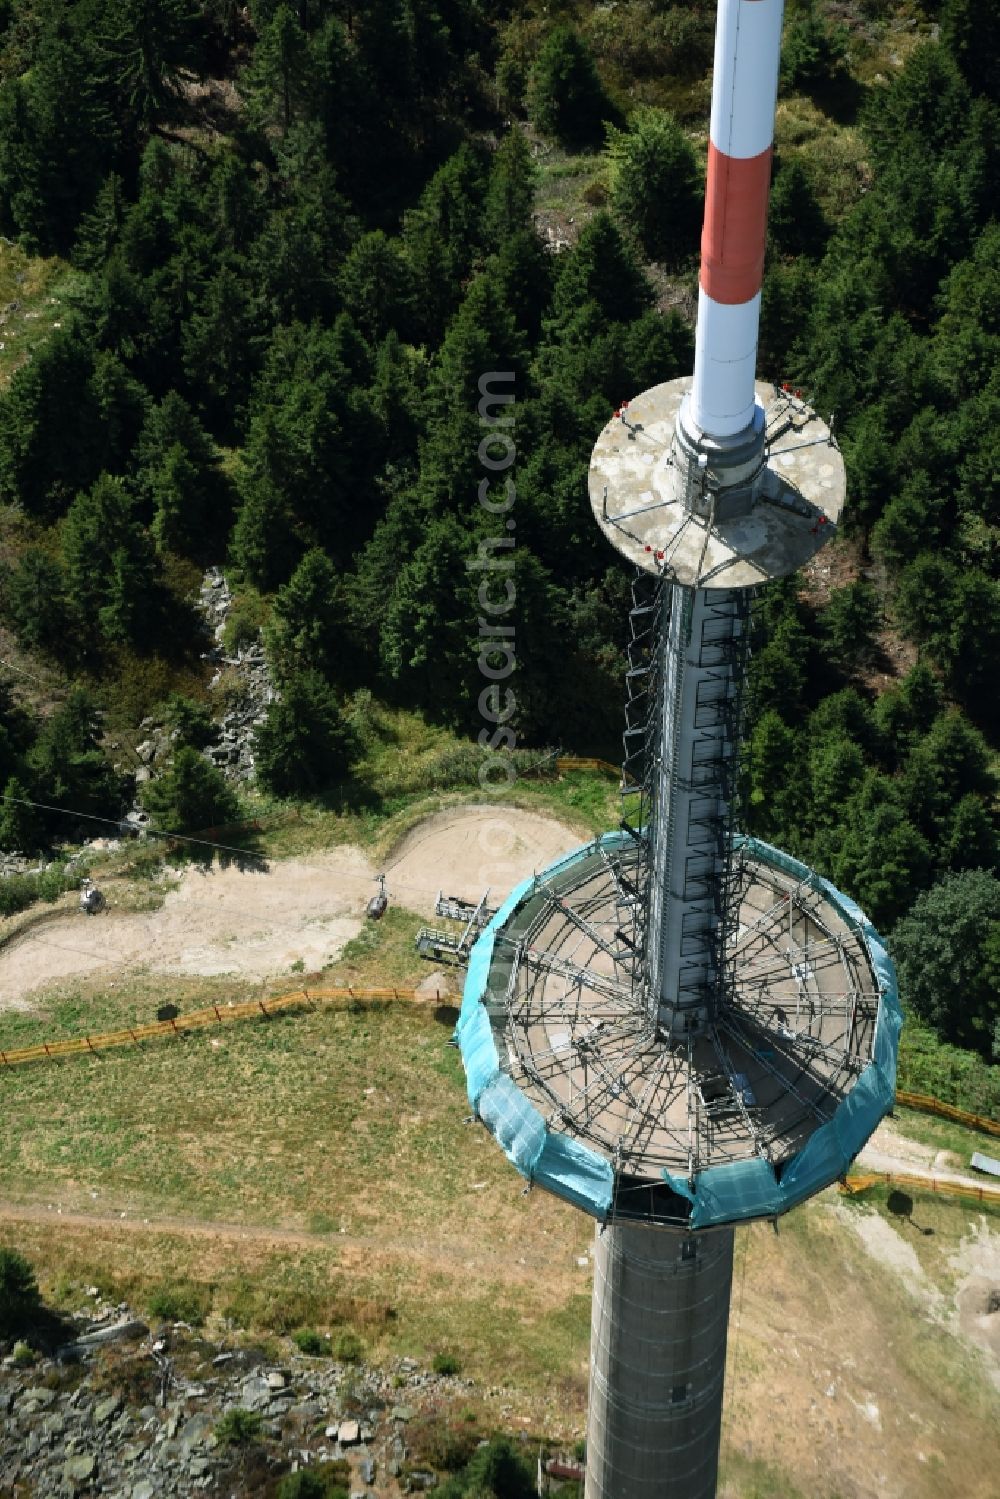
left=528, top=25, right=611, bottom=149
left=253, top=672, right=357, bottom=797
left=489, top=229, right=555, bottom=341
left=0, top=775, right=43, bottom=854
left=890, top=870, right=1000, bottom=1056
left=768, top=156, right=828, bottom=260
left=747, top=614, right=810, bottom=721
left=161, top=694, right=216, bottom=753
left=380, top=515, right=480, bottom=724
left=368, top=332, right=424, bottom=465
left=1, top=549, right=73, bottom=659
left=29, top=687, right=125, bottom=834
left=0, top=325, right=102, bottom=520
left=0, top=14, right=119, bottom=252
left=0, top=1248, right=41, bottom=1338
left=135, top=391, right=225, bottom=556
left=403, top=143, right=489, bottom=342
left=900, top=711, right=995, bottom=844
left=745, top=708, right=801, bottom=843
left=484, top=128, right=539, bottom=250
left=74, top=172, right=125, bottom=270
left=608, top=109, right=702, bottom=266
left=265, top=548, right=349, bottom=684
left=780, top=2, right=848, bottom=94
left=230, top=470, right=302, bottom=592
left=939, top=0, right=1000, bottom=97
left=822, top=580, right=882, bottom=673
left=550, top=212, right=652, bottom=329
left=241, top=3, right=316, bottom=132
left=943, top=794, right=999, bottom=874
left=182, top=262, right=262, bottom=442
left=96, top=0, right=202, bottom=137
left=61, top=474, right=159, bottom=646
left=337, top=231, right=416, bottom=345
left=438, top=1436, right=536, bottom=1499
left=831, top=786, right=932, bottom=930
left=142, top=745, right=239, bottom=833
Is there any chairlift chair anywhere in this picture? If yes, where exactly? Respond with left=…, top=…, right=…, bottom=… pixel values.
left=366, top=872, right=389, bottom=921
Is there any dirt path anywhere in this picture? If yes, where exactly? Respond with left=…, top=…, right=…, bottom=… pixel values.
left=0, top=806, right=583, bottom=1009
left=857, top=1144, right=992, bottom=1194
left=858, top=1119, right=994, bottom=1194
left=0, top=1199, right=572, bottom=1288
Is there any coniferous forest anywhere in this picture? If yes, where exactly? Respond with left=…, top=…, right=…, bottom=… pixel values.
left=0, top=2, right=997, bottom=1081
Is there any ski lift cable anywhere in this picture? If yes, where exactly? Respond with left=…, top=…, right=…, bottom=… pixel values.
left=0, top=789, right=496, bottom=905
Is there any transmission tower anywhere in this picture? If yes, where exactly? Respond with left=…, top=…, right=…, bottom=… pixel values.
left=457, top=4, right=901, bottom=1495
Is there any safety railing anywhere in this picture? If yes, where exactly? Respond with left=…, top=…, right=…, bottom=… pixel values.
left=895, top=1089, right=1000, bottom=1139
left=0, top=985, right=446, bottom=1069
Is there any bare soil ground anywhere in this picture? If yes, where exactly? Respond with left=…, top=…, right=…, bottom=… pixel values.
left=0, top=807, right=582, bottom=1009
left=384, top=805, right=582, bottom=918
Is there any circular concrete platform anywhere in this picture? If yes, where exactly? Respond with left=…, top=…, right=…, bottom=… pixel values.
left=589, top=377, right=846, bottom=588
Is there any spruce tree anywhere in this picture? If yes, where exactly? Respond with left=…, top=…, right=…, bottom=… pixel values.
left=608, top=109, right=701, bottom=267
left=254, top=672, right=357, bottom=797
left=142, top=746, right=239, bottom=834
left=528, top=26, right=611, bottom=149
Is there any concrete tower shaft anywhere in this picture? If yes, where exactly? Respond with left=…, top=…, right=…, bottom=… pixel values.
left=586, top=1225, right=735, bottom=1499
left=689, top=0, right=784, bottom=440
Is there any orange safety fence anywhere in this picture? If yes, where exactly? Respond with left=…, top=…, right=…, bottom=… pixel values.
left=895, top=1088, right=1000, bottom=1138
left=841, top=1169, right=1000, bottom=1208
left=0, top=985, right=441, bottom=1070
left=554, top=755, right=622, bottom=778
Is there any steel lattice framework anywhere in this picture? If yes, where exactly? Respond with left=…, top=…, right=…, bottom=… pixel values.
left=486, top=833, right=880, bottom=1222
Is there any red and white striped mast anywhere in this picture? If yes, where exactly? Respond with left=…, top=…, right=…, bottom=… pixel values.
left=688, top=0, right=785, bottom=443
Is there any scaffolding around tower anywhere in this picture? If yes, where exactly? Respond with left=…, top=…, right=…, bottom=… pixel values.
left=455, top=828, right=899, bottom=1229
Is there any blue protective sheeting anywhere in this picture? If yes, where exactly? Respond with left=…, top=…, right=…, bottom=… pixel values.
left=478, top=1074, right=547, bottom=1175
left=687, top=836, right=903, bottom=1228
left=662, top=1170, right=696, bottom=1205
left=535, top=1133, right=614, bottom=1215
left=777, top=1121, right=845, bottom=1211
left=457, top=1003, right=499, bottom=1108
left=455, top=841, right=619, bottom=1213
left=691, top=1158, right=782, bottom=1228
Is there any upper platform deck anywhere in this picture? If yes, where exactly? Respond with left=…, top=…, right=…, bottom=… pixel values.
left=589, top=378, right=846, bottom=589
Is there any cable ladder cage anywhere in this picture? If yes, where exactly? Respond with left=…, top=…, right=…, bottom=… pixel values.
left=617, top=571, right=666, bottom=991
left=684, top=588, right=752, bottom=1022
left=640, top=584, right=754, bottom=1024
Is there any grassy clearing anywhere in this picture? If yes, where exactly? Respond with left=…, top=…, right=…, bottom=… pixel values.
left=1, top=1025, right=998, bottom=1478
left=533, top=144, right=609, bottom=240
left=254, top=726, right=620, bottom=864
left=838, top=1179, right=1000, bottom=1301
left=0, top=243, right=86, bottom=390
left=897, top=1021, right=1000, bottom=1119
left=889, top=1104, right=1000, bottom=1163
left=0, top=963, right=594, bottom=1394
left=774, top=96, right=869, bottom=220
left=0, top=991, right=576, bottom=1245
left=718, top=1452, right=812, bottom=1499
left=722, top=1196, right=1000, bottom=1499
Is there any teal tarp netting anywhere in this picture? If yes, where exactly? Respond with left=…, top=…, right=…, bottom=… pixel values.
left=456, top=833, right=901, bottom=1227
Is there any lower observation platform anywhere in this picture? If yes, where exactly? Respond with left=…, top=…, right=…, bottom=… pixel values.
left=456, top=834, right=900, bottom=1230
